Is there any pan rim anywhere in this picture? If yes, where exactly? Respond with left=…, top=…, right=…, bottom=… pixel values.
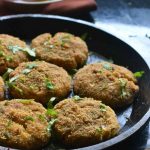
left=0, top=14, right=149, bottom=150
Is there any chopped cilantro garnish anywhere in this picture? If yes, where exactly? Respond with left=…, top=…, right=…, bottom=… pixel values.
left=22, top=63, right=38, bottom=75
left=26, top=63, right=37, bottom=69
left=73, top=95, right=82, bottom=101
left=7, top=120, right=12, bottom=127
left=8, top=45, right=21, bottom=53
left=98, top=70, right=103, bottom=74
left=96, top=127, right=103, bottom=140
left=38, top=114, right=46, bottom=122
left=5, top=56, right=13, bottom=62
left=8, top=45, right=36, bottom=57
left=118, top=78, right=129, bottom=98
left=47, top=97, right=56, bottom=109
left=22, top=68, right=31, bottom=74
left=12, top=85, right=23, bottom=94
left=100, top=104, right=106, bottom=112
left=17, top=99, right=34, bottom=104
left=0, top=50, right=5, bottom=57
left=96, top=127, right=103, bottom=133
left=103, top=63, right=113, bottom=71
left=9, top=75, right=20, bottom=83
left=134, top=71, right=144, bottom=78
left=46, top=109, right=57, bottom=118
left=2, top=68, right=13, bottom=80
left=24, top=48, right=36, bottom=57
left=24, top=116, right=34, bottom=121
left=47, top=118, right=57, bottom=133
left=45, top=79, right=54, bottom=90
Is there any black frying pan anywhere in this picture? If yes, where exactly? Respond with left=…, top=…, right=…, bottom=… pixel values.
left=0, top=14, right=149, bottom=150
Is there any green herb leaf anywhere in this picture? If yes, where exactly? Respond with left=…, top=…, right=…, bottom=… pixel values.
left=8, top=45, right=36, bottom=57
left=2, top=68, right=13, bottom=80
left=99, top=103, right=106, bottom=112
left=0, top=50, right=5, bottom=57
left=96, top=127, right=103, bottom=140
left=26, top=63, right=38, bottom=69
left=24, top=116, right=34, bottom=121
left=38, top=114, right=46, bottom=122
left=47, top=118, right=57, bottom=133
left=103, top=63, right=114, bottom=71
left=47, top=97, right=56, bottom=109
left=118, top=78, right=128, bottom=98
left=5, top=56, right=13, bottom=62
left=22, top=68, right=31, bottom=74
left=46, top=109, right=57, bottom=117
left=11, top=84, right=23, bottom=95
left=17, top=99, right=34, bottom=104
left=24, top=48, right=36, bottom=57
left=7, top=120, right=12, bottom=127
left=98, top=70, right=103, bottom=74
left=9, top=75, right=20, bottom=83
left=45, top=79, right=54, bottom=90
left=134, top=71, right=144, bottom=78
left=73, top=95, right=83, bottom=101
left=96, top=127, right=103, bottom=133
left=8, top=45, right=21, bottom=53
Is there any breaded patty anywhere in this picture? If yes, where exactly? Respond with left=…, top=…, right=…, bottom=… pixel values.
left=74, top=62, right=139, bottom=108
left=8, top=61, right=71, bottom=105
left=0, top=34, right=29, bottom=74
left=0, top=76, right=4, bottom=101
left=0, top=99, right=51, bottom=150
left=31, top=32, right=88, bottom=70
left=53, top=97, right=120, bottom=148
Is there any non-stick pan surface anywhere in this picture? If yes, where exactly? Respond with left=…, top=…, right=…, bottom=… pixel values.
left=0, top=14, right=149, bottom=150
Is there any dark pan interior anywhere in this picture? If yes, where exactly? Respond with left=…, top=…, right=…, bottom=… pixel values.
left=0, top=14, right=149, bottom=150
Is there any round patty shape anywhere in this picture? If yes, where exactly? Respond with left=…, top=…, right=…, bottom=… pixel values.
left=0, top=99, right=51, bottom=150
left=54, top=98, right=120, bottom=148
left=9, top=61, right=71, bottom=105
left=73, top=62, right=139, bottom=108
left=31, top=32, right=88, bottom=70
left=0, top=76, right=4, bottom=101
left=0, top=34, right=29, bottom=74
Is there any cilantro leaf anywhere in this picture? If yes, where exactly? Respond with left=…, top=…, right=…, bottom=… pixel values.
left=2, top=68, right=13, bottom=80
left=22, top=68, right=31, bottom=74
left=26, top=63, right=37, bottom=69
left=47, top=118, right=57, bottom=133
left=47, top=97, right=56, bottom=109
left=134, top=71, right=144, bottom=78
left=17, top=99, right=34, bottom=104
left=9, top=75, right=20, bottom=83
left=8, top=45, right=36, bottom=57
left=24, top=116, right=34, bottom=121
left=46, top=109, right=57, bottom=118
left=24, top=47, right=36, bottom=57
left=118, top=78, right=129, bottom=98
left=73, top=95, right=82, bottom=101
left=103, top=63, right=113, bottom=71
left=45, top=79, right=54, bottom=90
left=99, top=103, right=106, bottom=112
